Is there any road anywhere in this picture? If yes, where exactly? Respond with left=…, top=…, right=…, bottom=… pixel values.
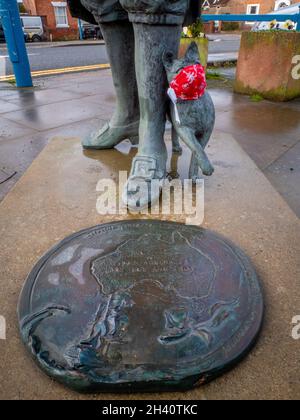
left=0, top=34, right=241, bottom=76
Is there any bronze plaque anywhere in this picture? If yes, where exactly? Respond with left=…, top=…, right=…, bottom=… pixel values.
left=18, top=220, right=263, bottom=392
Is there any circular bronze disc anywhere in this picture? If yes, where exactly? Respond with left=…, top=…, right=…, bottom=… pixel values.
left=18, top=220, right=263, bottom=393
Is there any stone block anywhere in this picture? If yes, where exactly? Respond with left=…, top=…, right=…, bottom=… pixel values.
left=234, top=32, right=300, bottom=101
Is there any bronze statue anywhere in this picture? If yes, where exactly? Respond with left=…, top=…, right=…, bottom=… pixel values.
left=68, top=1, right=204, bottom=208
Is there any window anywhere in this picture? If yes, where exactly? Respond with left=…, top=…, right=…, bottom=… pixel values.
left=247, top=4, right=260, bottom=16
left=246, top=4, right=260, bottom=25
left=52, top=2, right=69, bottom=28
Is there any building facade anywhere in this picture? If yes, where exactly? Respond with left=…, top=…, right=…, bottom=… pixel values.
left=23, top=0, right=79, bottom=40
left=202, top=0, right=298, bottom=30
left=203, top=0, right=296, bottom=15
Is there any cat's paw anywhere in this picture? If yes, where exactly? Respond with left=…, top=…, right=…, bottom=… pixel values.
left=201, top=161, right=214, bottom=177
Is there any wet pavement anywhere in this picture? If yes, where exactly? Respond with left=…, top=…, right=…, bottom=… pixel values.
left=0, top=69, right=299, bottom=216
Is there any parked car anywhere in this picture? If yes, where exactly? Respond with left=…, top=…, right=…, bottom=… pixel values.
left=0, top=19, right=29, bottom=43
left=252, top=2, right=300, bottom=31
left=20, top=15, right=45, bottom=42
left=24, top=31, right=30, bottom=43
left=82, top=22, right=103, bottom=39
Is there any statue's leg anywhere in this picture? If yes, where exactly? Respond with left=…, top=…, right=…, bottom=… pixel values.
left=122, top=23, right=181, bottom=209
left=118, top=0, right=189, bottom=208
left=82, top=20, right=140, bottom=149
left=176, top=126, right=214, bottom=176
left=134, top=23, right=181, bottom=171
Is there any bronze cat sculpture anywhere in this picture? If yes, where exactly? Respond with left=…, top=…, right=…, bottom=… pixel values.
left=163, top=42, right=215, bottom=180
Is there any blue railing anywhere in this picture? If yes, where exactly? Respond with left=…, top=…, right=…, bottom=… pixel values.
left=202, top=11, right=300, bottom=31
left=0, top=0, right=32, bottom=87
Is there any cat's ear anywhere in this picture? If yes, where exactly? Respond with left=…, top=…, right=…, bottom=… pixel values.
left=162, top=50, right=175, bottom=69
left=185, top=41, right=200, bottom=62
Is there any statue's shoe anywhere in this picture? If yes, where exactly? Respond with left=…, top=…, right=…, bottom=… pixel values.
left=122, top=155, right=166, bottom=211
left=82, top=121, right=139, bottom=150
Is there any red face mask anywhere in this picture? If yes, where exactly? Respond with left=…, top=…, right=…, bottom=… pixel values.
left=169, top=64, right=207, bottom=101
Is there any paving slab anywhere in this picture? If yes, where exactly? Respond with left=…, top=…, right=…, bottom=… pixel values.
left=0, top=115, right=38, bottom=142
left=3, top=88, right=83, bottom=109
left=0, top=86, right=34, bottom=100
left=208, top=87, right=278, bottom=113
left=0, top=133, right=299, bottom=400
left=2, top=97, right=109, bottom=132
left=265, top=141, right=300, bottom=218
left=0, top=116, right=106, bottom=202
left=0, top=99, right=21, bottom=114
left=60, top=76, right=114, bottom=97
left=214, top=102, right=300, bottom=169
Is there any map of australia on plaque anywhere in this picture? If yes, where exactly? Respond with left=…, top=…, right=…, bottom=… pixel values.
left=18, top=221, right=263, bottom=393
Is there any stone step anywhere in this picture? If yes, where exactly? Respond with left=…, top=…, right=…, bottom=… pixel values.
left=0, top=133, right=299, bottom=399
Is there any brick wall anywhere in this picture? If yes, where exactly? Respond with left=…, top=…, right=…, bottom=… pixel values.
left=23, top=0, right=37, bottom=15
left=228, top=0, right=296, bottom=14
left=23, top=0, right=79, bottom=41
left=203, top=0, right=299, bottom=31
left=203, top=0, right=298, bottom=15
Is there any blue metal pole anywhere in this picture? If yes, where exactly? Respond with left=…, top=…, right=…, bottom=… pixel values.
left=0, top=0, right=32, bottom=87
left=78, top=18, right=84, bottom=40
